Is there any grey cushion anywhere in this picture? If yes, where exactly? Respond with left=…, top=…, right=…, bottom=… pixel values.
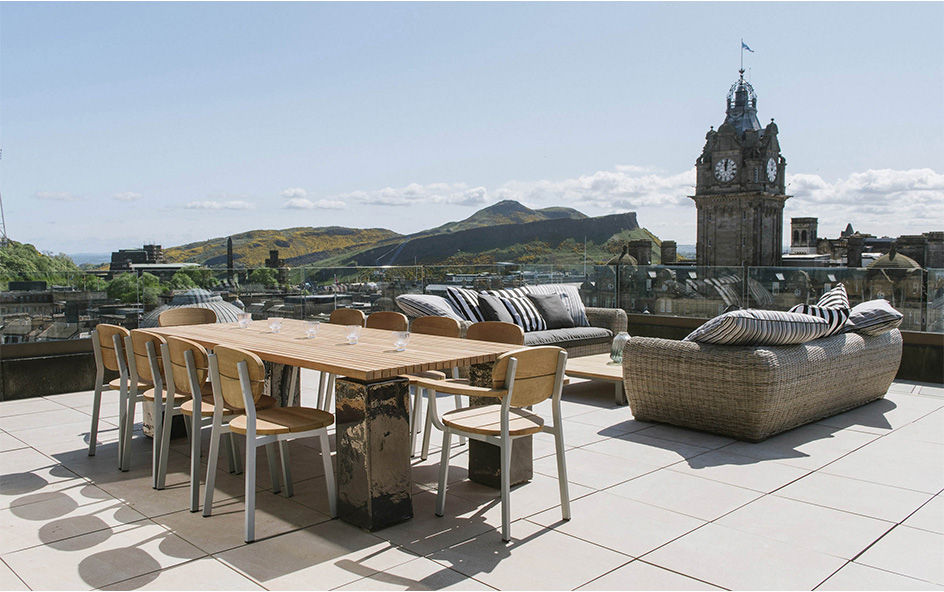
left=526, top=284, right=590, bottom=327
left=844, top=299, right=903, bottom=336
left=523, top=327, right=612, bottom=347
left=478, top=293, right=517, bottom=324
left=684, top=309, right=832, bottom=346
left=527, top=293, right=575, bottom=330
left=396, top=294, right=464, bottom=321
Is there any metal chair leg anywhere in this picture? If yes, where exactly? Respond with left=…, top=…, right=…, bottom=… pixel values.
left=435, top=429, right=452, bottom=517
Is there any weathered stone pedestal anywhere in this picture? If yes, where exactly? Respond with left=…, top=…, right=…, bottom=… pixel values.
left=335, top=376, right=413, bottom=531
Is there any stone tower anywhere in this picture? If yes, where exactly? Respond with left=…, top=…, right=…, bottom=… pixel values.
left=790, top=217, right=818, bottom=254
left=691, top=70, right=790, bottom=266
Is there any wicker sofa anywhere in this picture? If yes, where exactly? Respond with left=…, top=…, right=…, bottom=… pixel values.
left=621, top=329, right=903, bottom=442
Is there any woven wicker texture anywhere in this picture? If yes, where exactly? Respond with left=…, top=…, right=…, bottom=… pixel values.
left=621, top=330, right=902, bottom=442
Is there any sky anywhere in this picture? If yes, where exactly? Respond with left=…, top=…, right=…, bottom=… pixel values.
left=1, top=2, right=942, bottom=257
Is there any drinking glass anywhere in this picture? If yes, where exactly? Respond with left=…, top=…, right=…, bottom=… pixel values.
left=268, top=317, right=284, bottom=334
left=393, top=331, right=410, bottom=351
left=305, top=320, right=320, bottom=339
left=237, top=312, right=251, bottom=328
left=345, top=325, right=362, bottom=345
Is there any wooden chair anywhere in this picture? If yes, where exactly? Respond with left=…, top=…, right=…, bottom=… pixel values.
left=414, top=346, right=570, bottom=541
left=158, top=307, right=217, bottom=327
left=204, top=345, right=337, bottom=543
left=125, top=329, right=178, bottom=478
left=365, top=311, right=408, bottom=332
left=88, top=324, right=135, bottom=460
left=158, top=336, right=245, bottom=509
left=317, top=308, right=368, bottom=411
left=406, top=316, right=462, bottom=457
left=418, top=320, right=525, bottom=460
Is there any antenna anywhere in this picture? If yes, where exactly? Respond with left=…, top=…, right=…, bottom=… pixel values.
left=0, top=148, right=8, bottom=247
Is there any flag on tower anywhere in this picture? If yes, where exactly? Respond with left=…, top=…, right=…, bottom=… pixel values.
left=741, top=41, right=754, bottom=53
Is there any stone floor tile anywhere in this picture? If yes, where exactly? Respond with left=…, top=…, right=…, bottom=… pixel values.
left=816, top=394, right=943, bottom=435
left=643, top=522, right=847, bottom=590
left=858, top=431, right=944, bottom=467
left=918, top=385, right=944, bottom=398
left=774, top=471, right=933, bottom=523
left=820, top=448, right=944, bottom=494
left=100, top=556, right=266, bottom=591
left=856, top=525, right=944, bottom=585
left=0, top=482, right=147, bottom=554
left=582, top=431, right=711, bottom=467
left=0, top=397, right=68, bottom=418
left=534, top=447, right=660, bottom=490
left=1, top=520, right=205, bottom=590
left=0, top=407, right=95, bottom=433
left=632, top=424, right=736, bottom=450
left=335, top=557, right=495, bottom=591
left=0, top=559, right=29, bottom=591
left=577, top=559, right=723, bottom=591
left=816, top=561, right=944, bottom=591
left=442, top=471, right=595, bottom=523
left=903, top=495, right=944, bottom=534
left=669, top=449, right=811, bottom=492
left=888, top=411, right=944, bottom=445
left=0, top=432, right=27, bottom=453
left=527, top=490, right=704, bottom=558
left=716, top=495, right=895, bottom=559
left=11, top=419, right=114, bottom=450
left=886, top=382, right=920, bottom=394
left=430, top=519, right=629, bottom=591
left=719, top=423, right=879, bottom=470
left=606, top=468, right=762, bottom=521
left=217, top=519, right=417, bottom=590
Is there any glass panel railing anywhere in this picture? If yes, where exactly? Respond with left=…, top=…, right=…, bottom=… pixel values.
left=926, top=269, right=944, bottom=333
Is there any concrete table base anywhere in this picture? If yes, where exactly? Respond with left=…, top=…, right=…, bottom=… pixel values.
left=335, top=376, right=413, bottom=531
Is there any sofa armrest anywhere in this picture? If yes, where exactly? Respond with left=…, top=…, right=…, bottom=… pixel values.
left=585, top=307, right=627, bottom=334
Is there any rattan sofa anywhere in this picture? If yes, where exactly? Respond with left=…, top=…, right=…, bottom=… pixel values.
left=621, top=329, right=903, bottom=442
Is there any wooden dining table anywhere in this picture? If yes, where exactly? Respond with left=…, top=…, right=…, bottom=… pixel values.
left=149, top=318, right=519, bottom=531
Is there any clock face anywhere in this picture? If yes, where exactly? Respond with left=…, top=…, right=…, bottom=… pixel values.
left=766, top=157, right=777, bottom=182
left=714, top=158, right=737, bottom=182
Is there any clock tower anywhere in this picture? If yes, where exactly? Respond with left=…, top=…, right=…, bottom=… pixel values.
left=691, top=70, right=789, bottom=267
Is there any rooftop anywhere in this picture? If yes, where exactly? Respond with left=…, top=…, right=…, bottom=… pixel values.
left=1, top=375, right=942, bottom=590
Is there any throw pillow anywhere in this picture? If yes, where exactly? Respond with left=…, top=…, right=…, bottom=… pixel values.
left=477, top=293, right=517, bottom=324
left=445, top=287, right=485, bottom=322
left=480, top=289, right=547, bottom=332
left=395, top=294, right=464, bottom=321
left=788, top=283, right=851, bottom=337
left=527, top=293, right=575, bottom=330
left=817, top=283, right=850, bottom=309
left=526, top=284, right=590, bottom=327
left=683, top=309, right=832, bottom=346
left=843, top=299, right=903, bottom=336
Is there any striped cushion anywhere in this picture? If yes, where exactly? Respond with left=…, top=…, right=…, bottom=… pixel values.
left=445, top=287, right=485, bottom=322
left=844, top=299, right=903, bottom=336
left=525, top=284, right=590, bottom=327
left=684, top=309, right=831, bottom=346
left=788, top=304, right=850, bottom=337
left=481, top=290, right=547, bottom=332
left=395, top=294, right=464, bottom=321
left=817, top=283, right=850, bottom=309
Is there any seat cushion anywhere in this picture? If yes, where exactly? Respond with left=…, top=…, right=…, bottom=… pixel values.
left=523, top=327, right=612, bottom=347
left=442, top=405, right=544, bottom=437
left=229, top=407, right=334, bottom=436
left=180, top=394, right=277, bottom=417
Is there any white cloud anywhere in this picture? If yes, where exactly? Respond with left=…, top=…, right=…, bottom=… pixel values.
left=284, top=198, right=346, bottom=210
left=34, top=191, right=78, bottom=201
left=113, top=191, right=142, bottom=201
left=186, top=200, right=256, bottom=210
left=340, top=182, right=490, bottom=207
left=281, top=187, right=308, bottom=198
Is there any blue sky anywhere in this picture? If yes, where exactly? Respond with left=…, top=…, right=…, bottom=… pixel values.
left=2, top=2, right=942, bottom=256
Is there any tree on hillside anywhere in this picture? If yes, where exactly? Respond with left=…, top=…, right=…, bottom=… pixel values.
left=248, top=268, right=278, bottom=288
left=0, top=241, right=80, bottom=283
left=107, top=272, right=162, bottom=305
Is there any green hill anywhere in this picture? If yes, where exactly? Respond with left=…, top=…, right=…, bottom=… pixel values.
left=418, top=200, right=587, bottom=236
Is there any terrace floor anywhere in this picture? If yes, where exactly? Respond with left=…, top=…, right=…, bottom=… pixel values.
left=1, top=373, right=942, bottom=591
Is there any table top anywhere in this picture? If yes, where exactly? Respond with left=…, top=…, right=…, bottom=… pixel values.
left=149, top=319, right=517, bottom=382
left=564, top=353, right=623, bottom=381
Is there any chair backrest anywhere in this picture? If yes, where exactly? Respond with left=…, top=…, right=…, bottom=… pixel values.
left=467, top=321, right=525, bottom=345
left=95, top=324, right=131, bottom=372
left=165, top=336, right=209, bottom=396
left=158, top=307, right=217, bottom=327
left=211, top=345, right=266, bottom=410
left=366, top=311, right=408, bottom=332
left=329, top=308, right=366, bottom=326
left=410, top=315, right=461, bottom=338
left=492, top=346, right=567, bottom=408
left=129, top=329, right=167, bottom=383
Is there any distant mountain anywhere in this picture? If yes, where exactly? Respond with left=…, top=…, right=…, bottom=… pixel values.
left=419, top=200, right=587, bottom=236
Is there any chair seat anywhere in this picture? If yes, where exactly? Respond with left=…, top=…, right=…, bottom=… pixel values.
left=442, top=405, right=545, bottom=437
left=141, top=388, right=190, bottom=404
left=180, top=394, right=277, bottom=417
left=229, top=407, right=334, bottom=436
left=109, top=377, right=151, bottom=391
left=407, top=370, right=447, bottom=382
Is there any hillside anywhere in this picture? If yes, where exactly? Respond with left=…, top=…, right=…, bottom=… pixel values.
left=0, top=240, right=81, bottom=282
left=163, top=227, right=401, bottom=267
left=418, top=200, right=587, bottom=236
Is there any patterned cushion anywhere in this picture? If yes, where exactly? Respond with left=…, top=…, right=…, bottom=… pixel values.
left=788, top=283, right=851, bottom=337
left=525, top=284, right=590, bottom=327
left=480, top=289, right=547, bottom=332
left=445, top=287, right=485, bottom=322
left=684, top=309, right=832, bottom=346
left=395, top=294, right=464, bottom=321
left=844, top=299, right=903, bottom=336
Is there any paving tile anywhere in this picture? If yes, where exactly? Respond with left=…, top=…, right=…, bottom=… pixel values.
left=582, top=431, right=711, bottom=467
left=903, top=495, right=944, bottom=534
left=100, top=556, right=265, bottom=590
left=606, top=468, right=762, bottom=521
left=856, top=432, right=944, bottom=467
left=217, top=519, right=417, bottom=590
left=577, top=559, right=723, bottom=591
left=534, top=447, right=660, bottom=490
left=10, top=419, right=112, bottom=450
left=918, top=385, right=944, bottom=398
left=889, top=411, right=944, bottom=445
left=643, top=522, right=847, bottom=590
left=528, top=490, right=705, bottom=558
left=335, top=557, right=495, bottom=591
left=820, top=447, right=944, bottom=494
left=856, top=525, right=944, bottom=585
left=816, top=394, right=943, bottom=435
left=716, top=494, right=894, bottom=559
left=0, top=432, right=27, bottom=453
left=774, top=471, right=933, bottom=523
left=430, top=519, right=629, bottom=591
left=816, top=561, right=944, bottom=590
left=0, top=407, right=94, bottom=433
left=631, top=424, right=736, bottom=450
left=1, top=483, right=147, bottom=554
left=0, top=559, right=29, bottom=591
left=1, top=520, right=205, bottom=590
left=669, top=449, right=811, bottom=493
left=563, top=406, right=648, bottom=433
left=719, top=423, right=879, bottom=470
left=0, top=397, right=68, bottom=418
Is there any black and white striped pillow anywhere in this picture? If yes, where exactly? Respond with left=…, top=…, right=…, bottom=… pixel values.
left=789, top=283, right=851, bottom=336
left=481, top=289, right=547, bottom=332
left=445, top=287, right=485, bottom=322
left=525, top=284, right=590, bottom=327
left=816, top=283, right=850, bottom=309
left=395, top=294, right=464, bottom=321
left=684, top=309, right=831, bottom=346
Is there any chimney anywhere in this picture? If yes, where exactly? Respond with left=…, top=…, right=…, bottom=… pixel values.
left=660, top=241, right=677, bottom=264
left=628, top=239, right=652, bottom=265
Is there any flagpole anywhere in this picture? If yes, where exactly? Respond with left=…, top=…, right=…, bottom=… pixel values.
left=740, top=38, right=744, bottom=72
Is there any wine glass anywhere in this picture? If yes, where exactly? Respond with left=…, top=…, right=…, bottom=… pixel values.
left=305, top=320, right=320, bottom=339
left=345, top=325, right=362, bottom=345
left=393, top=331, right=410, bottom=351
left=268, top=317, right=283, bottom=334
